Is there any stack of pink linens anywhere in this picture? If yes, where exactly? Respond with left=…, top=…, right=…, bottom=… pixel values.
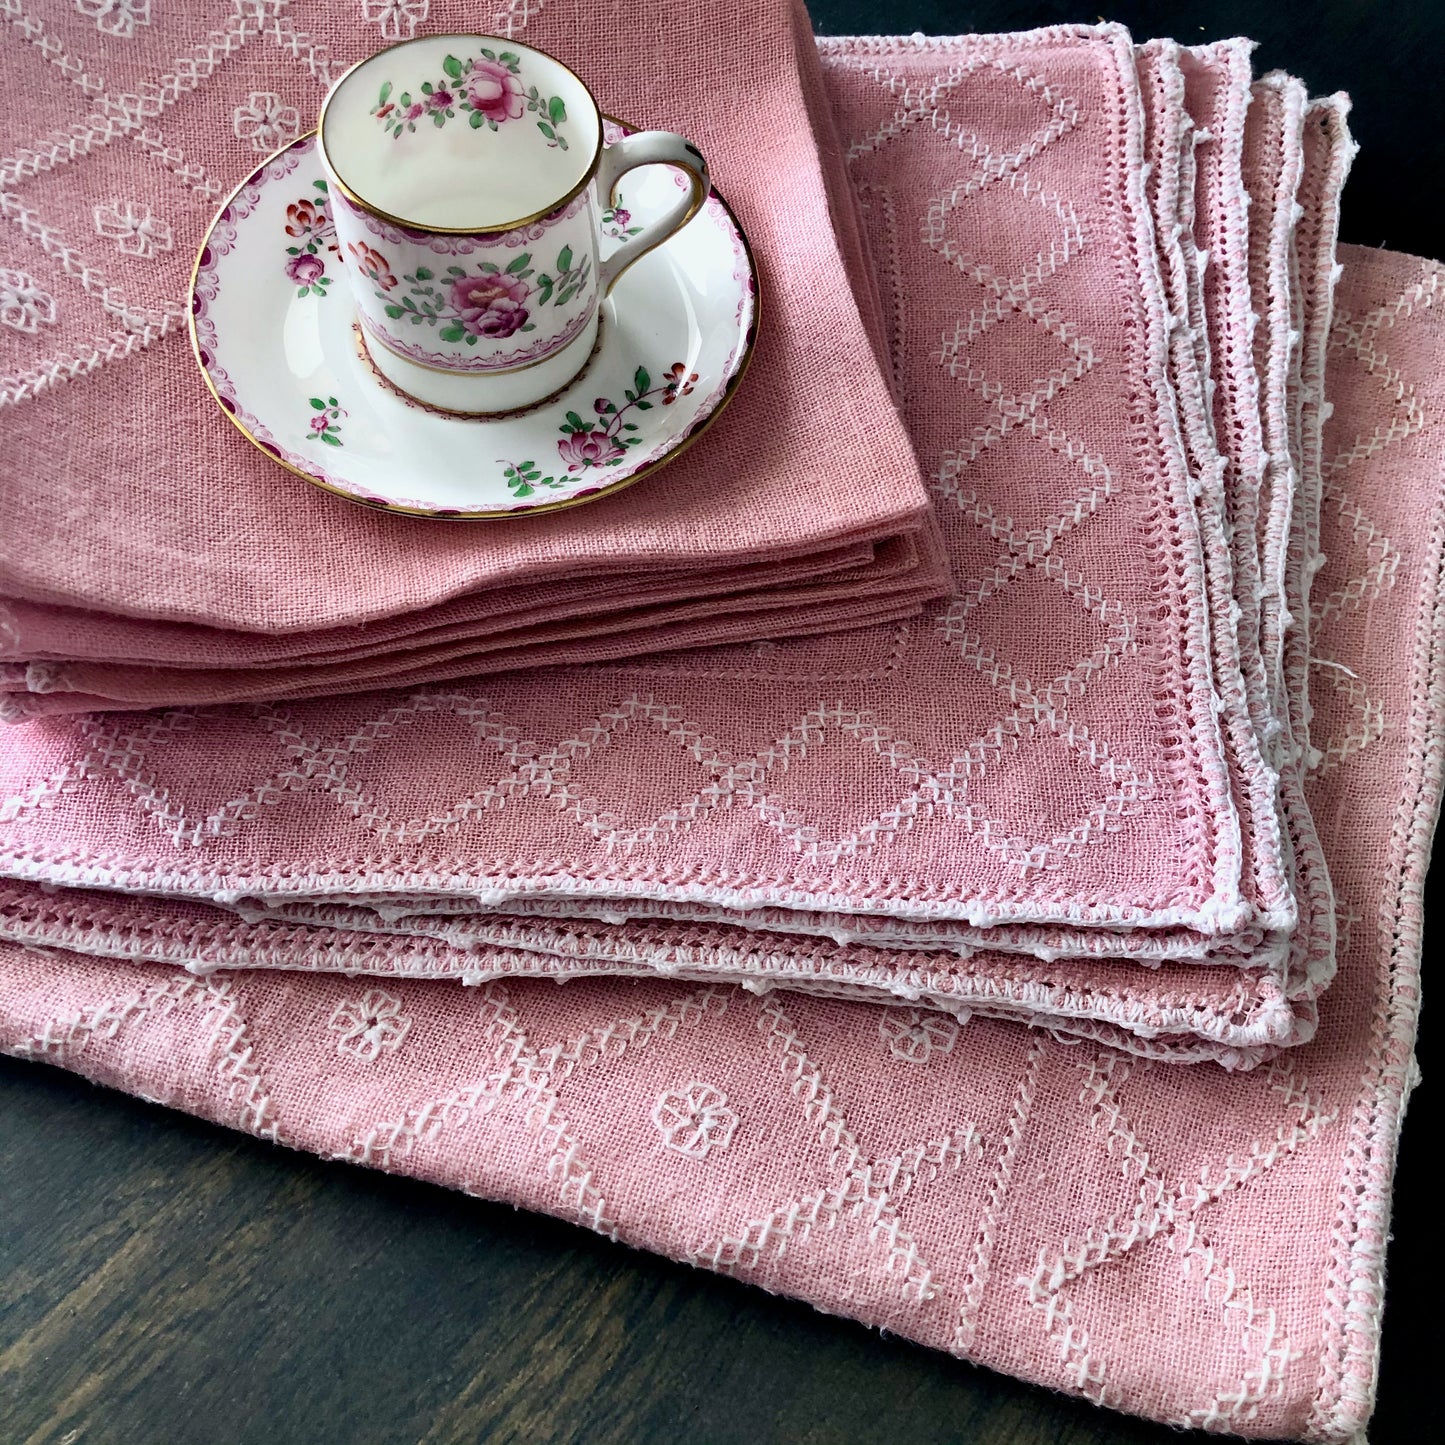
left=2, top=6, right=1440, bottom=1440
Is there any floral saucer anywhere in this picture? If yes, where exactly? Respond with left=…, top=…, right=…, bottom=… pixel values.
left=189, top=127, right=758, bottom=518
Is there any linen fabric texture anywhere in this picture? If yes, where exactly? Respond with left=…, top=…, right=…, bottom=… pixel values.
left=1, top=9, right=1440, bottom=1441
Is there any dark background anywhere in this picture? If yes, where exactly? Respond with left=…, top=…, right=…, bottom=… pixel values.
left=0, top=4, right=1438, bottom=1442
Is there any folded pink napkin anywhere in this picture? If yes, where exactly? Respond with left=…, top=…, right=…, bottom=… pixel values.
left=0, top=0, right=945, bottom=712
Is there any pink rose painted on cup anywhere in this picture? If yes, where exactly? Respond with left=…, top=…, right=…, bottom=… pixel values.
left=557, top=430, right=625, bottom=472
left=451, top=272, right=530, bottom=339
left=467, top=60, right=525, bottom=124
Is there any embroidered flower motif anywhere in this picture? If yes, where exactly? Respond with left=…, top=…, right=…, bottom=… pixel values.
left=652, top=1082, right=739, bottom=1158
left=92, top=199, right=172, bottom=258
left=232, top=92, right=301, bottom=153
left=878, top=1009, right=960, bottom=1064
left=347, top=240, right=397, bottom=291
left=75, top=0, right=151, bottom=39
left=328, top=988, right=410, bottom=1060
left=450, top=272, right=530, bottom=338
left=361, top=0, right=428, bottom=42
left=0, top=269, right=58, bottom=334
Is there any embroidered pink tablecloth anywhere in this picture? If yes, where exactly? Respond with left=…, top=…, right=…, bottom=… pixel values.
left=1, top=12, right=1440, bottom=1441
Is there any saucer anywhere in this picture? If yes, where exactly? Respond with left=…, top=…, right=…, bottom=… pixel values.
left=189, top=127, right=758, bottom=518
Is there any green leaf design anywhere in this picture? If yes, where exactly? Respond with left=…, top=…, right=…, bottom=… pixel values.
left=309, top=397, right=326, bottom=410
left=384, top=305, right=404, bottom=319
left=634, top=366, right=651, bottom=394
left=505, top=252, right=531, bottom=275
left=557, top=245, right=573, bottom=274
left=480, top=47, right=496, bottom=61
left=314, top=178, right=328, bottom=193
left=320, top=431, right=342, bottom=446
left=499, top=51, right=520, bottom=66
left=378, top=81, right=392, bottom=105
left=414, top=267, right=433, bottom=281
left=442, top=54, right=463, bottom=79
left=549, top=95, right=566, bottom=124
left=469, top=109, right=485, bottom=129
left=564, top=410, right=587, bottom=431
left=327, top=396, right=338, bottom=407
left=478, top=261, right=500, bottom=274
left=538, top=122, right=555, bottom=141
left=447, top=266, right=466, bottom=276
left=421, top=81, right=433, bottom=94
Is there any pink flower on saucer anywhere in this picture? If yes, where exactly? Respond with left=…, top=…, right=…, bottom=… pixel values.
left=467, top=60, right=525, bottom=124
left=557, top=430, right=625, bottom=472
left=404, top=101, right=426, bottom=121
left=427, top=88, right=454, bottom=111
left=286, top=252, right=325, bottom=285
left=450, top=272, right=529, bottom=338
left=309, top=414, right=331, bottom=434
left=662, top=361, right=699, bottom=402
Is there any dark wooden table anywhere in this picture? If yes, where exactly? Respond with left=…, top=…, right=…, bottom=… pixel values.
left=2, top=3, right=1439, bottom=1442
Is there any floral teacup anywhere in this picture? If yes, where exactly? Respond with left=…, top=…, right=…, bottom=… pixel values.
left=318, top=33, right=710, bottom=414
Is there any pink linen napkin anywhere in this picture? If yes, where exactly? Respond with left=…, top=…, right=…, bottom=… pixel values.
left=1, top=531, right=947, bottom=715
left=0, top=0, right=943, bottom=694
left=1, top=230, right=1440, bottom=1440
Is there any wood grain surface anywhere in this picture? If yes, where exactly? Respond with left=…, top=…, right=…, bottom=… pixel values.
left=1, top=2, right=1439, bottom=1442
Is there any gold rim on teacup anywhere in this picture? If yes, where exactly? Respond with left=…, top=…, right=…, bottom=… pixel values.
left=317, top=32, right=606, bottom=237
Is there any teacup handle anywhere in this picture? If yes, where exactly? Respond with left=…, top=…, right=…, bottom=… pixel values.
left=596, top=131, right=710, bottom=296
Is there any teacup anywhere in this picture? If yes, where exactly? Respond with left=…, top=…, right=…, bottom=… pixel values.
left=318, top=34, right=710, bottom=415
